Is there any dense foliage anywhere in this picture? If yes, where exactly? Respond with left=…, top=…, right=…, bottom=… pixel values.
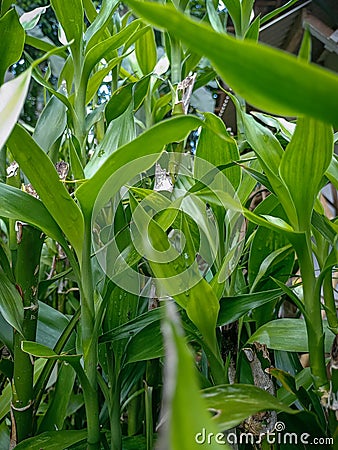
left=0, top=0, right=337, bottom=449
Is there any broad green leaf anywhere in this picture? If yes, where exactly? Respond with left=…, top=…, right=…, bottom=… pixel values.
left=0, top=272, right=23, bottom=334
left=231, top=100, right=298, bottom=226
left=0, top=9, right=25, bottom=83
left=206, top=0, right=224, bottom=33
left=248, top=319, right=335, bottom=353
left=85, top=54, right=126, bottom=104
left=135, top=27, right=157, bottom=75
left=105, top=83, right=133, bottom=123
left=240, top=0, right=254, bottom=35
left=0, top=69, right=31, bottom=150
left=156, top=303, right=227, bottom=450
left=244, top=14, right=260, bottom=41
left=85, top=101, right=135, bottom=177
left=202, top=384, right=295, bottom=430
left=132, top=199, right=220, bottom=355
left=222, top=0, right=241, bottom=36
left=0, top=421, right=9, bottom=450
left=7, top=124, right=84, bottom=258
left=127, top=1, right=338, bottom=127
left=125, top=321, right=164, bottom=364
left=326, top=155, right=338, bottom=190
left=217, top=289, right=283, bottom=326
left=50, top=0, right=83, bottom=61
left=37, top=301, right=76, bottom=352
left=38, top=363, right=76, bottom=433
left=84, top=0, right=119, bottom=49
left=279, top=118, right=333, bottom=231
left=14, top=430, right=87, bottom=450
left=76, top=115, right=202, bottom=215
left=103, top=287, right=139, bottom=367
left=249, top=229, right=294, bottom=292
left=33, top=94, right=67, bottom=153
left=22, top=341, right=81, bottom=362
left=195, top=113, right=241, bottom=189
left=19, top=6, right=47, bottom=31
left=82, top=20, right=141, bottom=85
left=100, top=307, right=165, bottom=344
left=250, top=111, right=295, bottom=141
left=0, top=183, right=65, bottom=244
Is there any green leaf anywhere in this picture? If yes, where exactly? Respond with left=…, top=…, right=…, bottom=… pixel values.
left=125, top=321, right=164, bottom=364
left=244, top=14, right=260, bottom=41
left=195, top=113, right=241, bottom=189
left=6, top=124, right=84, bottom=258
left=135, top=27, right=157, bottom=75
left=0, top=272, right=23, bottom=334
left=202, top=384, right=295, bottom=430
left=206, top=0, right=224, bottom=33
left=100, top=307, right=165, bottom=344
left=127, top=1, right=338, bottom=127
left=222, top=0, right=241, bottom=36
left=86, top=101, right=135, bottom=177
left=38, top=363, right=76, bottom=433
left=14, top=430, right=87, bottom=450
left=0, top=9, right=25, bottom=84
left=76, top=115, right=202, bottom=216
left=22, top=341, right=81, bottom=362
left=218, top=289, right=283, bottom=326
left=0, top=69, right=31, bottom=150
left=248, top=319, right=335, bottom=353
left=157, top=303, right=228, bottom=450
left=37, top=301, right=76, bottom=352
left=82, top=20, right=141, bottom=85
left=249, top=237, right=294, bottom=292
left=50, top=0, right=83, bottom=61
left=0, top=183, right=66, bottom=244
left=260, top=0, right=299, bottom=25
left=19, top=6, right=48, bottom=31
left=84, top=0, right=119, bottom=49
left=105, top=83, right=134, bottom=123
left=133, top=198, right=220, bottom=355
left=240, top=0, right=254, bottom=35
left=32, top=94, right=67, bottom=154
left=279, top=118, right=333, bottom=231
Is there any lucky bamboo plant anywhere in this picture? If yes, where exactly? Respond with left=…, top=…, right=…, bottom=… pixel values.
left=0, top=0, right=337, bottom=449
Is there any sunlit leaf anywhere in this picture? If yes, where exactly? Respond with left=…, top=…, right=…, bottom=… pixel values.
left=76, top=116, right=202, bottom=216
left=19, top=6, right=48, bottom=31
left=127, top=0, right=338, bottom=127
left=7, top=124, right=84, bottom=258
left=202, top=384, right=296, bottom=430
left=248, top=319, right=335, bottom=353
left=279, top=118, right=333, bottom=230
left=0, top=272, right=23, bottom=334
left=0, top=8, right=25, bottom=83
left=0, top=69, right=31, bottom=150
left=135, top=27, right=157, bottom=75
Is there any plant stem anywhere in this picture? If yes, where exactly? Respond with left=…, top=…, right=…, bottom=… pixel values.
left=293, top=232, right=328, bottom=392
left=11, top=224, right=44, bottom=443
left=80, top=219, right=100, bottom=449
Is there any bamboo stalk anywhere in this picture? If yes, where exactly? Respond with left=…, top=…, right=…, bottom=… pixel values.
left=11, top=223, right=44, bottom=443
